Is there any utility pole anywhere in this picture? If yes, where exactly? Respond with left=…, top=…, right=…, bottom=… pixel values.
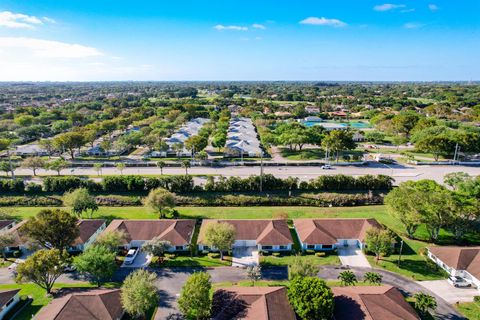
left=397, top=240, right=404, bottom=267
left=259, top=151, right=264, bottom=193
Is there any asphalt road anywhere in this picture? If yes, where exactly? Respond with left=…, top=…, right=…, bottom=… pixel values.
left=15, top=162, right=480, bottom=185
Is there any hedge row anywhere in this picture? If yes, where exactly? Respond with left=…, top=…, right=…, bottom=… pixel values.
left=7, top=173, right=393, bottom=195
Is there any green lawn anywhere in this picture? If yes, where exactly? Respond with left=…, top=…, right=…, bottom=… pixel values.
left=154, top=255, right=232, bottom=267
left=261, top=253, right=340, bottom=267
left=457, top=301, right=480, bottom=320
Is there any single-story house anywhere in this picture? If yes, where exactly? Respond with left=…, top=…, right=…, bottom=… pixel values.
left=34, top=289, right=124, bottom=320
left=69, top=219, right=107, bottom=252
left=198, top=219, right=293, bottom=252
left=3, top=221, right=28, bottom=254
left=428, top=246, right=480, bottom=289
left=0, top=220, right=15, bottom=233
left=293, top=218, right=382, bottom=251
left=14, top=144, right=49, bottom=157
left=102, top=219, right=195, bottom=251
left=333, top=285, right=420, bottom=320
left=212, top=287, right=296, bottom=320
left=0, top=289, right=20, bottom=320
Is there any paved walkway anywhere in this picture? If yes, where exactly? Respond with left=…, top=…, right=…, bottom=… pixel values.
left=338, top=247, right=371, bottom=268
left=417, top=280, right=479, bottom=303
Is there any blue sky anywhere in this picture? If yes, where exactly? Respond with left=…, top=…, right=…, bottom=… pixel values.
left=0, top=0, right=479, bottom=81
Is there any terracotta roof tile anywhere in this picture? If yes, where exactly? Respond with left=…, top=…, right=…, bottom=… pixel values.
left=294, top=219, right=382, bottom=245
left=198, top=220, right=293, bottom=245
left=333, top=286, right=420, bottom=320
left=428, top=246, right=480, bottom=279
left=34, top=289, right=123, bottom=320
left=73, top=220, right=105, bottom=246
left=212, top=287, right=296, bottom=320
left=103, top=219, right=195, bottom=246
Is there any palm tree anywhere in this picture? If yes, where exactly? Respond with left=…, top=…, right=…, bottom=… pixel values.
left=181, top=160, right=191, bottom=175
left=156, top=161, right=165, bottom=175
left=338, top=270, right=357, bottom=286
left=363, top=272, right=382, bottom=285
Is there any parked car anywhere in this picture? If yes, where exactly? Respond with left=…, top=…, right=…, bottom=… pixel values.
left=124, top=248, right=139, bottom=265
left=448, top=276, right=471, bottom=288
left=321, top=164, right=332, bottom=170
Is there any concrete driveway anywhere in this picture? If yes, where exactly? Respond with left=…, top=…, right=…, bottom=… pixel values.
left=417, top=280, right=479, bottom=303
left=232, top=247, right=258, bottom=267
left=338, top=247, right=370, bottom=268
left=121, top=251, right=152, bottom=268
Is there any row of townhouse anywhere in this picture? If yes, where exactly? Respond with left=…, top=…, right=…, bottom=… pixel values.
left=1, top=218, right=382, bottom=256
left=224, top=117, right=263, bottom=158
left=151, top=117, right=209, bottom=157
left=14, top=284, right=420, bottom=320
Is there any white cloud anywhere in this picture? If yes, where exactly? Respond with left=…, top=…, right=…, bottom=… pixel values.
left=0, top=11, right=55, bottom=29
left=214, top=24, right=248, bottom=31
left=299, top=17, right=347, bottom=27
left=404, top=22, right=424, bottom=29
left=428, top=4, right=439, bottom=11
left=373, top=4, right=406, bottom=11
left=0, top=37, right=103, bottom=58
left=252, top=23, right=266, bottom=30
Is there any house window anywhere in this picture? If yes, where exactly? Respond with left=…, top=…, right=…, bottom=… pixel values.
left=262, top=246, right=273, bottom=250
left=279, top=245, right=287, bottom=250
left=203, top=246, right=210, bottom=250
left=322, top=245, right=333, bottom=249
left=307, top=245, right=315, bottom=249
left=175, top=246, right=184, bottom=251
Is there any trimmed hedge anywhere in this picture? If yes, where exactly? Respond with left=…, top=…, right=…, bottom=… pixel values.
left=0, top=196, right=62, bottom=206
left=0, top=179, right=25, bottom=193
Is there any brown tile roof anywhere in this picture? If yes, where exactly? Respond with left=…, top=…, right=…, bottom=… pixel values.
left=198, top=220, right=293, bottom=246
left=34, top=289, right=123, bottom=320
left=0, top=289, right=20, bottom=308
left=73, top=220, right=106, bottom=246
left=103, top=219, right=195, bottom=246
left=428, top=246, right=480, bottom=279
left=332, top=286, right=420, bottom=320
left=294, top=219, right=382, bottom=245
left=0, top=220, right=15, bottom=230
left=212, top=287, right=296, bottom=320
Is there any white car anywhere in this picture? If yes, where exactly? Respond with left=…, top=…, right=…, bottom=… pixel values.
left=321, top=164, right=332, bottom=170
left=124, top=248, right=139, bottom=265
left=448, top=276, right=471, bottom=288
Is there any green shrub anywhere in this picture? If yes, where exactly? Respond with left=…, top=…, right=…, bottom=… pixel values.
left=261, top=250, right=270, bottom=256
left=13, top=250, right=22, bottom=258
left=201, top=250, right=209, bottom=255
left=306, top=250, right=315, bottom=255
left=0, top=179, right=25, bottom=193
left=0, top=196, right=62, bottom=207
left=272, top=252, right=281, bottom=257
left=165, top=253, right=176, bottom=259
left=208, top=253, right=220, bottom=259
left=315, top=252, right=326, bottom=257
left=473, top=296, right=480, bottom=303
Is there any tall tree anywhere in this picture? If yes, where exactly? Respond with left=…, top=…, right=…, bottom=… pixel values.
left=287, top=277, right=334, bottom=320
left=53, top=132, right=85, bottom=159
left=94, top=230, right=126, bottom=252
left=156, top=161, right=166, bottom=175
left=73, top=245, right=117, bottom=287
left=46, top=158, right=69, bottom=175
left=288, top=255, right=318, bottom=279
left=16, top=249, right=67, bottom=294
left=321, top=130, right=356, bottom=162
left=21, top=157, right=46, bottom=176
left=121, top=269, right=158, bottom=319
left=365, top=228, right=395, bottom=264
left=142, top=238, right=172, bottom=257
left=178, top=272, right=212, bottom=320
left=63, top=188, right=98, bottom=218
left=204, top=222, right=236, bottom=260
left=20, top=209, right=79, bottom=250
left=144, top=188, right=176, bottom=218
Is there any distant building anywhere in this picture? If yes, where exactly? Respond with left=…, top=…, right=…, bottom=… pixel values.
left=14, top=144, right=48, bottom=157
left=305, top=106, right=320, bottom=114
left=224, top=117, right=263, bottom=157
